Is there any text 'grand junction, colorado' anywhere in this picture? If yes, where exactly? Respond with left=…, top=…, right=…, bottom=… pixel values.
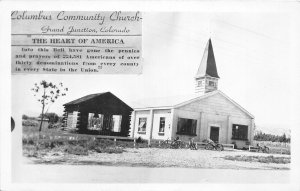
left=11, top=11, right=142, bottom=74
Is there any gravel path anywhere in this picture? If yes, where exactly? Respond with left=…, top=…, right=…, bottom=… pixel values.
left=27, top=148, right=290, bottom=170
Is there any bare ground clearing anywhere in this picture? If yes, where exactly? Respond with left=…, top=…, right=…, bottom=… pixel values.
left=24, top=147, right=290, bottom=170
left=14, top=162, right=290, bottom=183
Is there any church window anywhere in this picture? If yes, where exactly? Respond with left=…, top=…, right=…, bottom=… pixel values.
left=138, top=117, right=147, bottom=132
left=112, top=115, right=122, bottom=132
left=232, top=124, right=248, bottom=140
left=159, top=117, right=165, bottom=133
left=176, top=118, right=197, bottom=136
left=209, top=81, right=215, bottom=87
left=197, top=81, right=202, bottom=87
left=87, top=113, right=104, bottom=130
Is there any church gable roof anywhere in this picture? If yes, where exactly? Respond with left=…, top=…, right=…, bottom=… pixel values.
left=195, top=39, right=220, bottom=79
left=175, top=90, right=254, bottom=118
left=131, top=94, right=200, bottom=109
left=132, top=90, right=253, bottom=119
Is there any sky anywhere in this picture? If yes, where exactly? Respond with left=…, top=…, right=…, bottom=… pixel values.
left=12, top=12, right=294, bottom=135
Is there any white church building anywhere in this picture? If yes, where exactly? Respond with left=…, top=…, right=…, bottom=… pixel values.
left=130, top=39, right=255, bottom=149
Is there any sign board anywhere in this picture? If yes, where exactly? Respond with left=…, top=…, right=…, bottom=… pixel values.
left=11, top=11, right=142, bottom=74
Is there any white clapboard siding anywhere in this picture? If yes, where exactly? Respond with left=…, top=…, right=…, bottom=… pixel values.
left=178, top=93, right=248, bottom=118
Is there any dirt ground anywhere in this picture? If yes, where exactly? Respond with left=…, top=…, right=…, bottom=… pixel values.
left=25, top=147, right=290, bottom=170
left=13, top=163, right=290, bottom=184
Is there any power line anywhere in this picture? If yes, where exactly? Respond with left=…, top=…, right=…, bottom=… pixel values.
left=215, top=19, right=288, bottom=44
left=143, top=18, right=284, bottom=65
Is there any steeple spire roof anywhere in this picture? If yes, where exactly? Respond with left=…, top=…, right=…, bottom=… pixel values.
left=195, top=39, right=220, bottom=78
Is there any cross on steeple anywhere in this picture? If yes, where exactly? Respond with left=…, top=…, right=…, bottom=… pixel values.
left=195, top=39, right=220, bottom=95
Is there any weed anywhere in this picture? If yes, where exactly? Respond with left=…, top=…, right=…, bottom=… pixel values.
left=22, top=119, right=39, bottom=127
left=65, top=145, right=88, bottom=156
left=101, top=147, right=124, bottom=154
left=224, top=155, right=290, bottom=164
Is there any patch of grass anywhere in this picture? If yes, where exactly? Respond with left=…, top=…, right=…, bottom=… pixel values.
left=65, top=145, right=88, bottom=156
left=100, top=147, right=124, bottom=154
left=22, top=119, right=39, bottom=127
left=23, top=145, right=39, bottom=158
left=23, top=135, right=128, bottom=156
left=23, top=137, right=38, bottom=145
left=23, top=119, right=64, bottom=138
left=253, top=141, right=291, bottom=155
left=269, top=147, right=291, bottom=155
left=23, top=124, right=151, bottom=156
left=224, top=155, right=290, bottom=164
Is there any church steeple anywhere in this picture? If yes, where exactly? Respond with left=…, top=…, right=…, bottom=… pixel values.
left=195, top=39, right=220, bottom=95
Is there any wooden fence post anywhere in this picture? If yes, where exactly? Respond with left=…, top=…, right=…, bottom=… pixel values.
left=148, top=139, right=151, bottom=147
left=159, top=141, right=161, bottom=147
left=114, top=138, right=117, bottom=147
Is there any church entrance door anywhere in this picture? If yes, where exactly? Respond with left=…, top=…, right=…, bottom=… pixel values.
left=210, top=126, right=220, bottom=143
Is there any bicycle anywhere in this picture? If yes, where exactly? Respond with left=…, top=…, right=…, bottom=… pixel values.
left=188, top=138, right=197, bottom=150
left=203, top=139, right=224, bottom=151
left=170, top=138, right=186, bottom=149
left=160, top=137, right=186, bottom=149
left=257, top=144, right=269, bottom=153
left=160, top=139, right=171, bottom=148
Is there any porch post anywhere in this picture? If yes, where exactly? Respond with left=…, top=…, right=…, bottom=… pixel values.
left=198, top=112, right=202, bottom=141
left=169, top=108, right=175, bottom=140
left=227, top=115, right=231, bottom=144
left=250, top=118, right=255, bottom=145
left=148, top=109, right=154, bottom=140
left=131, top=110, right=136, bottom=138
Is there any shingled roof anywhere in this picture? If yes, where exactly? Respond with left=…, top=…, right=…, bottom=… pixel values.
left=63, top=92, right=108, bottom=106
left=195, top=39, right=220, bottom=79
left=63, top=92, right=133, bottom=111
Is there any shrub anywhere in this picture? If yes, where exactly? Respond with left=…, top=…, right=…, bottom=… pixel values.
left=26, top=150, right=39, bottom=158
left=93, top=147, right=103, bottom=153
left=65, top=145, right=88, bottom=155
left=22, top=119, right=39, bottom=127
left=22, top=114, right=29, bottom=120
left=23, top=136, right=38, bottom=145
left=116, top=140, right=134, bottom=148
left=101, top=147, right=124, bottom=154
left=48, top=122, right=62, bottom=129
left=86, top=139, right=125, bottom=153
left=23, top=144, right=39, bottom=158
left=40, top=113, right=59, bottom=124
left=136, top=137, right=144, bottom=143
left=28, top=139, right=35, bottom=145
left=38, top=140, right=65, bottom=149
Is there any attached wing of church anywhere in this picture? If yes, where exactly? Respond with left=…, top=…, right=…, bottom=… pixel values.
left=131, top=39, right=254, bottom=149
